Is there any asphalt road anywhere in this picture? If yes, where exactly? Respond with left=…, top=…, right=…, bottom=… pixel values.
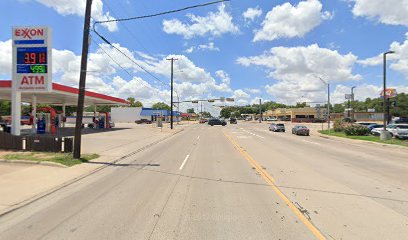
left=1, top=122, right=408, bottom=240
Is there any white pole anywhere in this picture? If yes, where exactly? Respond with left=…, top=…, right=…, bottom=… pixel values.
left=62, top=104, right=66, bottom=127
left=11, top=90, right=21, bottom=136
left=31, top=95, right=37, bottom=134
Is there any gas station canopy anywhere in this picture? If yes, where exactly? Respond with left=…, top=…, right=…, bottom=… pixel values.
left=0, top=80, right=128, bottom=106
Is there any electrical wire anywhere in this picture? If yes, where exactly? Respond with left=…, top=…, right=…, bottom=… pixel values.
left=94, top=0, right=229, bottom=24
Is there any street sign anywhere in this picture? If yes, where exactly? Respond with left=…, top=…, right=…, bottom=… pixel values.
left=380, top=88, right=397, bottom=98
left=345, top=94, right=352, bottom=100
left=12, top=26, right=52, bottom=92
left=208, top=99, right=215, bottom=102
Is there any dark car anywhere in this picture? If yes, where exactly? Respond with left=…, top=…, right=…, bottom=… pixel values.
left=230, top=118, right=237, bottom=124
left=208, top=118, right=226, bottom=126
left=135, top=119, right=152, bottom=124
left=292, top=125, right=310, bottom=136
left=367, top=123, right=384, bottom=131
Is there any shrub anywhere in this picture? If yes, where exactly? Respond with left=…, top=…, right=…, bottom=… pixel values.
left=333, top=119, right=345, bottom=132
left=344, top=124, right=370, bottom=136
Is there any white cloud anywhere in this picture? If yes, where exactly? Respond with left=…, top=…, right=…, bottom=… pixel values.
left=238, top=44, right=360, bottom=104
left=245, top=88, right=261, bottom=94
left=351, top=0, right=408, bottom=26
left=331, top=84, right=408, bottom=104
left=162, top=3, right=239, bottom=39
left=0, top=40, right=11, bottom=76
left=253, top=0, right=332, bottom=42
left=184, top=42, right=220, bottom=53
left=358, top=32, right=408, bottom=78
left=35, top=0, right=118, bottom=31
left=242, top=7, right=262, bottom=22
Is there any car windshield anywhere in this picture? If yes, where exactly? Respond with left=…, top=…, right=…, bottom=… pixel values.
left=3, top=1, right=408, bottom=240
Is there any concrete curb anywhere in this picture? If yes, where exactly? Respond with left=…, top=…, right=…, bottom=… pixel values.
left=0, top=159, right=68, bottom=168
left=0, top=128, right=185, bottom=217
left=318, top=133, right=408, bottom=150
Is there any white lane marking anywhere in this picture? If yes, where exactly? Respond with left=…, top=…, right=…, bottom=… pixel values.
left=302, top=140, right=321, bottom=145
left=242, top=129, right=265, bottom=139
left=179, top=154, right=190, bottom=170
left=197, top=135, right=200, bottom=140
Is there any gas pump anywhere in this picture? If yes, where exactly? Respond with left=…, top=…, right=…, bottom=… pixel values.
left=35, top=107, right=57, bottom=134
left=98, top=112, right=111, bottom=128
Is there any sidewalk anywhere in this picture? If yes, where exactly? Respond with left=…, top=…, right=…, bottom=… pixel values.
left=0, top=123, right=184, bottom=215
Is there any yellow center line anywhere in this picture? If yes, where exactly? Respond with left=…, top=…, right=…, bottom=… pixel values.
left=223, top=131, right=326, bottom=240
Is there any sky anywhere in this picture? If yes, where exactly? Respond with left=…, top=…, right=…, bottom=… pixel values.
left=1, top=0, right=408, bottom=116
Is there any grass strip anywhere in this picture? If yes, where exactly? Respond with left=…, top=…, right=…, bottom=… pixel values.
left=319, top=130, right=408, bottom=147
left=3, top=152, right=99, bottom=167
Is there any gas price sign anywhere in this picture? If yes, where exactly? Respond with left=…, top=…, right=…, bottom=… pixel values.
left=12, top=27, right=52, bottom=92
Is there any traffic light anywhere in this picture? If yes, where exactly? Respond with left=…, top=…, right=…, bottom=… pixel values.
left=191, top=101, right=198, bottom=103
left=208, top=99, right=215, bottom=102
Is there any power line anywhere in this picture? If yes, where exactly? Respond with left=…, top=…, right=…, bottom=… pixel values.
left=94, top=0, right=229, bottom=25
left=91, top=36, right=170, bottom=97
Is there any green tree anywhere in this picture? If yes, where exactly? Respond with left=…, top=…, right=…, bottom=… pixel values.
left=333, top=103, right=345, bottom=113
left=187, top=108, right=195, bottom=114
left=201, top=111, right=212, bottom=118
left=152, top=102, right=170, bottom=110
left=134, top=101, right=143, bottom=107
left=0, top=100, right=11, bottom=115
left=127, top=97, right=143, bottom=107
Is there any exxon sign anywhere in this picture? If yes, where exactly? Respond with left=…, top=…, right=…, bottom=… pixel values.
left=12, top=26, right=52, bottom=92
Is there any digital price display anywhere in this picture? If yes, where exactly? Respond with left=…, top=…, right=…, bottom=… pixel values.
left=16, top=47, right=48, bottom=74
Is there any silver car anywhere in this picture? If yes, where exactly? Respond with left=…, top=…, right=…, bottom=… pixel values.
left=269, top=123, right=285, bottom=132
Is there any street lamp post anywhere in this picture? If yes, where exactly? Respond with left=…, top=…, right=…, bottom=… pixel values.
left=380, top=51, right=395, bottom=140
left=351, top=86, right=356, bottom=121
left=317, top=77, right=331, bottom=132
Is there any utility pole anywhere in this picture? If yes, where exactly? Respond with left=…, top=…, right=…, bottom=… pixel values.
left=73, top=0, right=93, bottom=159
left=351, top=86, right=356, bottom=121
left=327, top=83, right=331, bottom=131
left=166, top=57, right=177, bottom=130
left=259, top=98, right=262, bottom=123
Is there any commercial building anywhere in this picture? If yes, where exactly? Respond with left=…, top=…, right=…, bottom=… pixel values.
left=111, top=107, right=181, bottom=123
left=264, top=107, right=326, bottom=123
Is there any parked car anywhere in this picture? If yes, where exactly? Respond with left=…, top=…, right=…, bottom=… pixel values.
left=230, top=118, right=237, bottom=124
left=356, top=122, right=374, bottom=127
left=292, top=125, right=310, bottom=136
left=199, top=118, right=208, bottom=124
left=269, top=123, right=285, bottom=132
left=394, top=125, right=408, bottom=139
left=366, top=123, right=384, bottom=131
left=135, top=119, right=152, bottom=124
left=371, top=124, right=408, bottom=137
left=266, top=117, right=278, bottom=121
left=391, top=117, right=408, bottom=124
left=208, top=118, right=226, bottom=126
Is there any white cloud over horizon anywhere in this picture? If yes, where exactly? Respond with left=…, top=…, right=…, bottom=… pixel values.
left=162, top=3, right=239, bottom=39
left=253, top=0, right=333, bottom=42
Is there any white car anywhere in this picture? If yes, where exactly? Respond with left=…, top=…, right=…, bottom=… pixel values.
left=371, top=124, right=408, bottom=138
left=394, top=125, right=408, bottom=139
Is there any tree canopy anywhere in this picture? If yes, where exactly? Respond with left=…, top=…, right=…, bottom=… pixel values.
left=152, top=102, right=171, bottom=110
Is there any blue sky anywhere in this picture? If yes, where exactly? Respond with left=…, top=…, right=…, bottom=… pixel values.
left=1, top=0, right=408, bottom=114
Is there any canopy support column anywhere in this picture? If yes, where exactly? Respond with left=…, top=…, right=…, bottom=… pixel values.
left=31, top=95, right=37, bottom=134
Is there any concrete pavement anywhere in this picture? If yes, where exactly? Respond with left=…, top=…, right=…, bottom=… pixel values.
left=0, top=121, right=407, bottom=239
left=0, top=123, right=183, bottom=215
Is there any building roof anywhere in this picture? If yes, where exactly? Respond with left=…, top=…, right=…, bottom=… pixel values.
left=141, top=108, right=181, bottom=116
left=0, top=80, right=128, bottom=106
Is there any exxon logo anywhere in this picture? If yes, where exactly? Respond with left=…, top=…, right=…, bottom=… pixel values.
left=14, top=28, right=44, bottom=39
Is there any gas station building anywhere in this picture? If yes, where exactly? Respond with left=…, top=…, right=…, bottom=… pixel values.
left=0, top=80, right=128, bottom=135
